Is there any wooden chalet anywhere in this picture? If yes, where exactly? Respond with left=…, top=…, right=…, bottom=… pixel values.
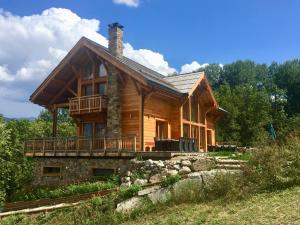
left=25, top=23, right=224, bottom=158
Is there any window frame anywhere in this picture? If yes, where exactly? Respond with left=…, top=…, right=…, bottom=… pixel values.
left=42, top=166, right=62, bottom=177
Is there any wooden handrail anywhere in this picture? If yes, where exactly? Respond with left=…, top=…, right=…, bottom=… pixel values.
left=24, top=135, right=137, bottom=156
left=69, top=95, right=107, bottom=115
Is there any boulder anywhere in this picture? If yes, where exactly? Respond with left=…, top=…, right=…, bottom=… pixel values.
left=147, top=187, right=172, bottom=204
left=154, top=160, right=165, bottom=168
left=120, top=181, right=131, bottom=187
left=181, top=160, right=192, bottom=167
left=138, top=185, right=161, bottom=196
left=173, top=164, right=181, bottom=171
left=134, top=179, right=148, bottom=186
left=187, top=172, right=203, bottom=179
left=149, top=174, right=164, bottom=183
left=166, top=169, right=178, bottom=176
left=178, top=166, right=191, bottom=175
left=173, top=178, right=203, bottom=197
left=145, top=159, right=154, bottom=167
left=116, top=197, right=143, bottom=213
left=191, top=158, right=216, bottom=172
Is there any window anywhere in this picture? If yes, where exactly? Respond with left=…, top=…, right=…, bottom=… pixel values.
left=95, top=122, right=106, bottom=137
left=183, top=124, right=190, bottom=138
left=83, top=63, right=93, bottom=80
left=82, top=85, right=93, bottom=96
left=43, top=166, right=61, bottom=176
left=83, top=123, right=93, bottom=137
left=92, top=168, right=115, bottom=177
left=156, top=121, right=168, bottom=139
left=98, top=63, right=108, bottom=77
left=95, top=83, right=106, bottom=95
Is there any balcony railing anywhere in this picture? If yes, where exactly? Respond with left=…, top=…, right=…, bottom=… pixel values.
left=69, top=95, right=107, bottom=115
left=24, top=136, right=137, bottom=157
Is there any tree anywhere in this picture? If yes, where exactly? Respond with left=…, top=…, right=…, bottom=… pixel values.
left=274, top=60, right=300, bottom=115
left=197, top=64, right=223, bottom=89
left=216, top=84, right=272, bottom=146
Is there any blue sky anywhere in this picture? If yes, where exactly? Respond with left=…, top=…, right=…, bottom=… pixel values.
left=0, top=0, right=300, bottom=118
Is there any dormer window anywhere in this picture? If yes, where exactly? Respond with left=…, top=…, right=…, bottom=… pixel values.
left=98, top=62, right=108, bottom=77
left=83, top=62, right=93, bottom=80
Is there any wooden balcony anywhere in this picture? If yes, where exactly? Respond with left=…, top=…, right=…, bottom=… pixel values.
left=24, top=136, right=137, bottom=157
left=69, top=95, right=107, bottom=115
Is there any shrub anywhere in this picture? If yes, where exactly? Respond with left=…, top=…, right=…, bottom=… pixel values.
left=161, top=175, right=181, bottom=188
left=10, top=180, right=117, bottom=202
left=243, top=137, right=300, bottom=191
left=118, top=184, right=142, bottom=201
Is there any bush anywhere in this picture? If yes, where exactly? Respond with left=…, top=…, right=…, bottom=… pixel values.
left=118, top=184, right=142, bottom=201
left=243, top=137, right=300, bottom=191
left=161, top=175, right=181, bottom=188
left=10, top=180, right=117, bottom=202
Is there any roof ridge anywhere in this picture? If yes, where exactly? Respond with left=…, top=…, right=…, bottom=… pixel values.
left=165, top=71, right=204, bottom=78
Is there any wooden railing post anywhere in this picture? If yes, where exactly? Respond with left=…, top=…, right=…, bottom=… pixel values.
left=76, top=138, right=79, bottom=156
left=89, top=138, right=92, bottom=156
left=65, top=138, right=67, bottom=155
left=103, top=137, right=106, bottom=154
left=133, top=136, right=137, bottom=152
left=42, top=139, right=45, bottom=156
left=32, top=140, right=35, bottom=156
left=53, top=138, right=56, bottom=156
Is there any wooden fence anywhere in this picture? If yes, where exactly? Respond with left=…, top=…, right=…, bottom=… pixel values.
left=24, top=136, right=137, bottom=156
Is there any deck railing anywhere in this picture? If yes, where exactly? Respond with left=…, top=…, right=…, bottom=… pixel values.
left=24, top=136, right=137, bottom=156
left=69, top=95, right=107, bottom=115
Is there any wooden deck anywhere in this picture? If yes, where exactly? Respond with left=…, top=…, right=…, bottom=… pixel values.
left=24, top=136, right=203, bottom=159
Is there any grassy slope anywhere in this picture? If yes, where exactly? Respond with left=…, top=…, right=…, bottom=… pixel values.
left=123, top=187, right=300, bottom=225
left=2, top=187, right=300, bottom=225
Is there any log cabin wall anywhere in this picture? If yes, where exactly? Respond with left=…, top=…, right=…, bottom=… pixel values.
left=143, top=94, right=179, bottom=151
left=121, top=77, right=141, bottom=150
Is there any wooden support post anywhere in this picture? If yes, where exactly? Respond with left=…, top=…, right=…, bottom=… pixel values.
left=89, top=138, right=92, bottom=156
left=103, top=137, right=106, bottom=155
left=50, top=108, right=58, bottom=138
left=134, top=136, right=137, bottom=152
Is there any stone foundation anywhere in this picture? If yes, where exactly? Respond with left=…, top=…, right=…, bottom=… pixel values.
left=32, top=157, right=132, bottom=187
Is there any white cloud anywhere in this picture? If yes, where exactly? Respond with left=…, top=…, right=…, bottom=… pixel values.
left=113, top=0, right=139, bottom=7
left=180, top=61, right=209, bottom=74
left=123, top=43, right=176, bottom=75
left=0, top=7, right=177, bottom=117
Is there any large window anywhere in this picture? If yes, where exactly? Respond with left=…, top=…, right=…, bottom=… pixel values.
left=95, top=83, right=106, bottom=95
left=82, top=85, right=93, bottom=96
left=83, top=62, right=93, bottom=80
left=83, top=123, right=93, bottom=137
left=95, top=122, right=106, bottom=137
left=98, top=63, right=108, bottom=77
left=156, top=121, right=168, bottom=139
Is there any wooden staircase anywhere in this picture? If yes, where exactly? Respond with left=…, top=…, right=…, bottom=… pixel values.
left=215, top=158, right=246, bottom=170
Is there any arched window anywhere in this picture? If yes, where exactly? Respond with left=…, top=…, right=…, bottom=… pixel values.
left=98, top=62, right=108, bottom=77
left=83, top=62, right=93, bottom=80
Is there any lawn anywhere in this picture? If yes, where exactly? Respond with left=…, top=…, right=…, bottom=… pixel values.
left=2, top=186, right=300, bottom=225
left=122, top=186, right=300, bottom=225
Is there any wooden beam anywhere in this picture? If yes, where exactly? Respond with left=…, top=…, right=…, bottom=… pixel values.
left=48, top=76, right=77, bottom=105
left=54, top=102, right=69, bottom=108
left=50, top=107, right=58, bottom=137
left=67, top=87, right=77, bottom=97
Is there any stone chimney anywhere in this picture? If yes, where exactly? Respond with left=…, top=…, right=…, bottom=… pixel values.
left=108, top=22, right=124, bottom=58
left=106, top=23, right=123, bottom=137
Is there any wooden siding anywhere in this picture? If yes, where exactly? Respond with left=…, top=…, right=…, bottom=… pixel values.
left=143, top=95, right=179, bottom=151
left=121, top=77, right=141, bottom=150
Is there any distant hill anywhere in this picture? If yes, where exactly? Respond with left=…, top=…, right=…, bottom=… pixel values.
left=3, top=116, right=36, bottom=122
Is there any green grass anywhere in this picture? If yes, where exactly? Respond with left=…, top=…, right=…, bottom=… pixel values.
left=2, top=186, right=300, bottom=225
left=122, top=186, right=300, bottom=225
left=208, top=151, right=252, bottom=161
